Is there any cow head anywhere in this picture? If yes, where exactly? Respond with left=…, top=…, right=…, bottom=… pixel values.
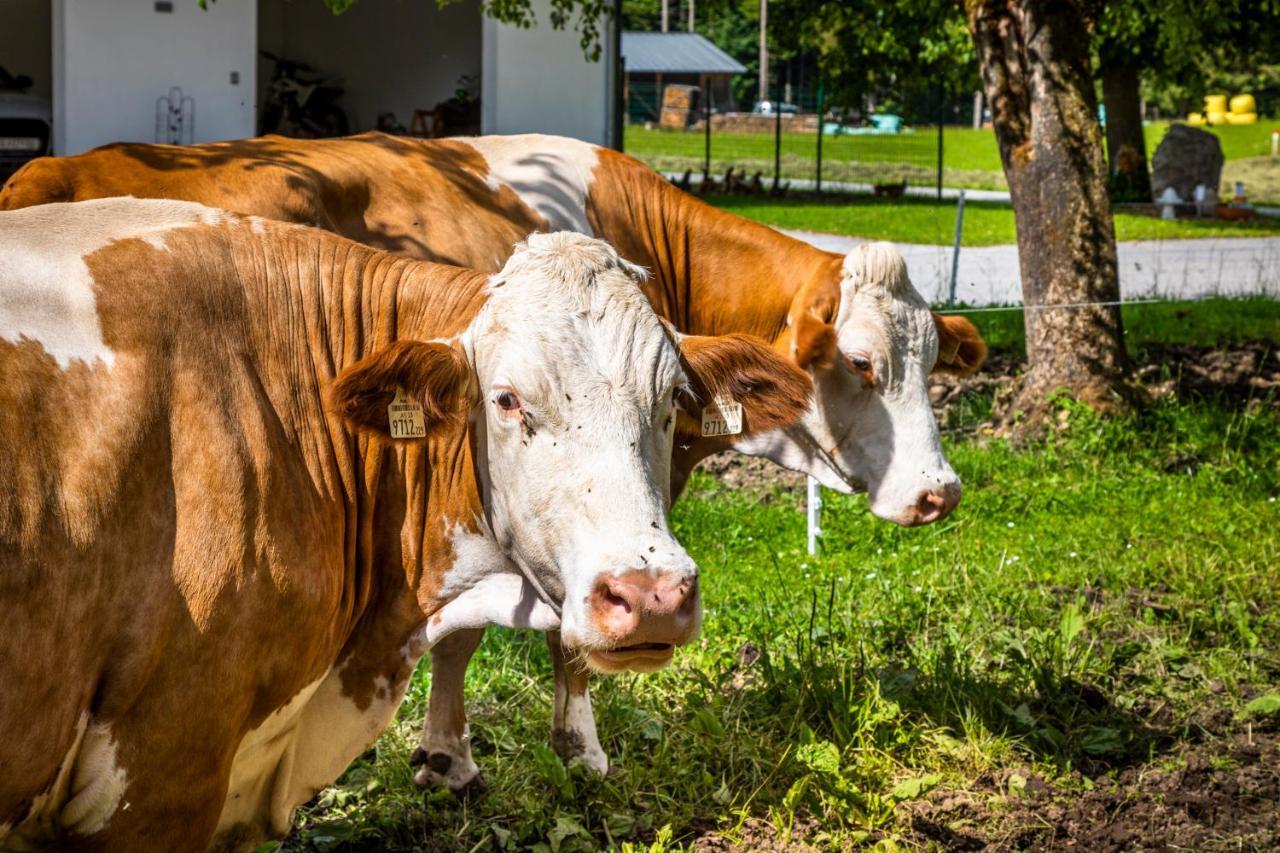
left=738, top=242, right=986, bottom=526
left=332, top=233, right=811, bottom=672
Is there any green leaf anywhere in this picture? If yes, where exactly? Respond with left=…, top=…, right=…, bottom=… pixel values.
left=639, top=717, right=664, bottom=741
left=1243, top=693, right=1280, bottom=717
left=1059, top=602, right=1086, bottom=648
left=1082, top=726, right=1124, bottom=756
left=890, top=773, right=942, bottom=801
left=692, top=707, right=725, bottom=738
left=795, top=740, right=841, bottom=775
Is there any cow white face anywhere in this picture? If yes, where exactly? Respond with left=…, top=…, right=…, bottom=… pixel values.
left=735, top=243, right=986, bottom=526
left=463, top=234, right=698, bottom=673
left=332, top=233, right=812, bottom=673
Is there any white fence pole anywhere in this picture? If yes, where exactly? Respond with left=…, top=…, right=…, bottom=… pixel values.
left=806, top=475, right=822, bottom=555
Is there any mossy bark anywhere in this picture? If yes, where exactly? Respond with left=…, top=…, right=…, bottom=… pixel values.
left=965, top=0, right=1139, bottom=427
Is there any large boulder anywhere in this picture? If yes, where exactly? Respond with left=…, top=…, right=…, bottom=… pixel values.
left=1150, top=124, right=1225, bottom=202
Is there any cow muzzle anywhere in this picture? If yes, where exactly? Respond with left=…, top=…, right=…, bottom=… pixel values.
left=585, top=570, right=700, bottom=673
left=890, top=480, right=962, bottom=527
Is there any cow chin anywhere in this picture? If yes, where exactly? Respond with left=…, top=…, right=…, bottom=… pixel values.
left=585, top=644, right=677, bottom=674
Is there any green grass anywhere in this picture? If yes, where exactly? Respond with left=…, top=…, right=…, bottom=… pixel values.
left=625, top=125, right=1007, bottom=191
left=703, top=193, right=1280, bottom=246
left=627, top=120, right=1280, bottom=203
left=1144, top=120, right=1280, bottom=163
left=281, top=305, right=1280, bottom=852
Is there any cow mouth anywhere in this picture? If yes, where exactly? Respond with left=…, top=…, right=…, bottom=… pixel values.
left=588, top=642, right=675, bottom=673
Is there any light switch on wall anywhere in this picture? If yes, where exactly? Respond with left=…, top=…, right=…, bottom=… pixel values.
left=230, top=71, right=240, bottom=85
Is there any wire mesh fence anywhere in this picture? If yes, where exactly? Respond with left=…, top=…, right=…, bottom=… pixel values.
left=623, top=76, right=965, bottom=195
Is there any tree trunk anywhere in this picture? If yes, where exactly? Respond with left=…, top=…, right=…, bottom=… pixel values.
left=965, top=0, right=1137, bottom=424
left=1101, top=62, right=1151, bottom=201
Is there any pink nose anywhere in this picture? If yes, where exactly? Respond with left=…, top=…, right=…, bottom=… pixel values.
left=589, top=571, right=699, bottom=647
left=904, top=481, right=962, bottom=526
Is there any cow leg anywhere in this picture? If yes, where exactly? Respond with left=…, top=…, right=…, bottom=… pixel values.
left=548, top=631, right=608, bottom=775
left=413, top=627, right=484, bottom=793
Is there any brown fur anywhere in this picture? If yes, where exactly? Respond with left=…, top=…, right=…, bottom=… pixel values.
left=678, top=334, right=813, bottom=439
left=932, top=314, right=988, bottom=375
left=329, top=340, right=472, bottom=436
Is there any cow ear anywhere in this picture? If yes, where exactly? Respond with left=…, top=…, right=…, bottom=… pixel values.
left=932, top=314, right=987, bottom=376
left=791, top=309, right=838, bottom=370
left=677, top=333, right=813, bottom=439
left=329, top=341, right=472, bottom=437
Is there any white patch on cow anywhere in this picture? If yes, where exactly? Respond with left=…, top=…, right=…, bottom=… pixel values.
left=463, top=134, right=599, bottom=234
left=425, top=567, right=560, bottom=649
left=4, top=714, right=130, bottom=845
left=59, top=721, right=130, bottom=835
left=0, top=198, right=229, bottom=369
left=554, top=680, right=608, bottom=775
left=217, top=658, right=411, bottom=840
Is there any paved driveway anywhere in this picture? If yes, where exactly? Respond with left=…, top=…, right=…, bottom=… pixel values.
left=784, top=230, right=1280, bottom=307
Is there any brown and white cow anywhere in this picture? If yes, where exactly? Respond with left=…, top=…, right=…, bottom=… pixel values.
left=0, top=133, right=986, bottom=785
left=0, top=198, right=810, bottom=850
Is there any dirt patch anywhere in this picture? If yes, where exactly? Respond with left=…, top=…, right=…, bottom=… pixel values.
left=695, top=452, right=806, bottom=493
left=693, top=817, right=834, bottom=852
left=905, top=727, right=1280, bottom=851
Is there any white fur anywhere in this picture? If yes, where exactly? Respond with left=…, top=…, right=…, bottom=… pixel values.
left=460, top=232, right=698, bottom=654
left=0, top=198, right=227, bottom=369
left=734, top=242, right=959, bottom=524
left=464, top=134, right=600, bottom=234
left=218, top=658, right=408, bottom=840
left=2, top=714, right=130, bottom=845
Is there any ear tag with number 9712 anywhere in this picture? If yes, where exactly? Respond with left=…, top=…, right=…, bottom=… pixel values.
left=387, top=387, right=427, bottom=439
left=701, top=396, right=743, bottom=437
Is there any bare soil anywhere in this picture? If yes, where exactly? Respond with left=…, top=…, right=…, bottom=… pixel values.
left=905, top=726, right=1280, bottom=851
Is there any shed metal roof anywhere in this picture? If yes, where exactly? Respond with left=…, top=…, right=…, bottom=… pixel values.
left=622, top=31, right=748, bottom=75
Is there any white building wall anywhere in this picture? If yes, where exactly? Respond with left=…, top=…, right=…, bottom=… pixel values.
left=258, top=0, right=482, bottom=133
left=0, top=0, right=53, bottom=100
left=53, top=0, right=256, bottom=155
left=482, top=0, right=615, bottom=145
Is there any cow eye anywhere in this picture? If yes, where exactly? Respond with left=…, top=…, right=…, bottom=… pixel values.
left=495, top=391, right=520, bottom=412
left=848, top=354, right=872, bottom=372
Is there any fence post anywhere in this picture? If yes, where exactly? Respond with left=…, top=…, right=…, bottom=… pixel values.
left=772, top=78, right=783, bottom=192
left=806, top=476, right=822, bottom=555
left=949, top=190, right=966, bottom=308
left=815, top=80, right=824, bottom=193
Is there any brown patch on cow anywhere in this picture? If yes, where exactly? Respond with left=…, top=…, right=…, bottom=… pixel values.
left=0, top=133, right=551, bottom=271
left=677, top=333, right=813, bottom=440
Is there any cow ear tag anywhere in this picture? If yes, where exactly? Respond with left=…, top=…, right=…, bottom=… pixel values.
left=387, top=388, right=427, bottom=439
left=701, top=396, right=744, bottom=437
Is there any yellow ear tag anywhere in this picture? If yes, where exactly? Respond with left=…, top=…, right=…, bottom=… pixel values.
left=387, top=388, right=427, bottom=439
left=701, top=396, right=744, bottom=437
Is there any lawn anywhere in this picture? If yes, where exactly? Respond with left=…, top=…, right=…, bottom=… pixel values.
left=704, top=193, right=1280, bottom=246
left=280, top=302, right=1280, bottom=852
left=625, top=121, right=1280, bottom=203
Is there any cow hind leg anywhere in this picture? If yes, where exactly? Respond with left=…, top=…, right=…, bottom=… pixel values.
left=414, top=628, right=485, bottom=793
left=549, top=632, right=608, bottom=775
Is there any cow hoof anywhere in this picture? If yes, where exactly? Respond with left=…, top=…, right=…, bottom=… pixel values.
left=408, top=746, right=428, bottom=768
left=551, top=729, right=609, bottom=776
left=413, top=751, right=482, bottom=794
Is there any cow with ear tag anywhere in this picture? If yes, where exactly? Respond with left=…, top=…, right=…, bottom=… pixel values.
left=739, top=242, right=987, bottom=526
left=0, top=134, right=985, bottom=787
left=0, top=201, right=811, bottom=850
